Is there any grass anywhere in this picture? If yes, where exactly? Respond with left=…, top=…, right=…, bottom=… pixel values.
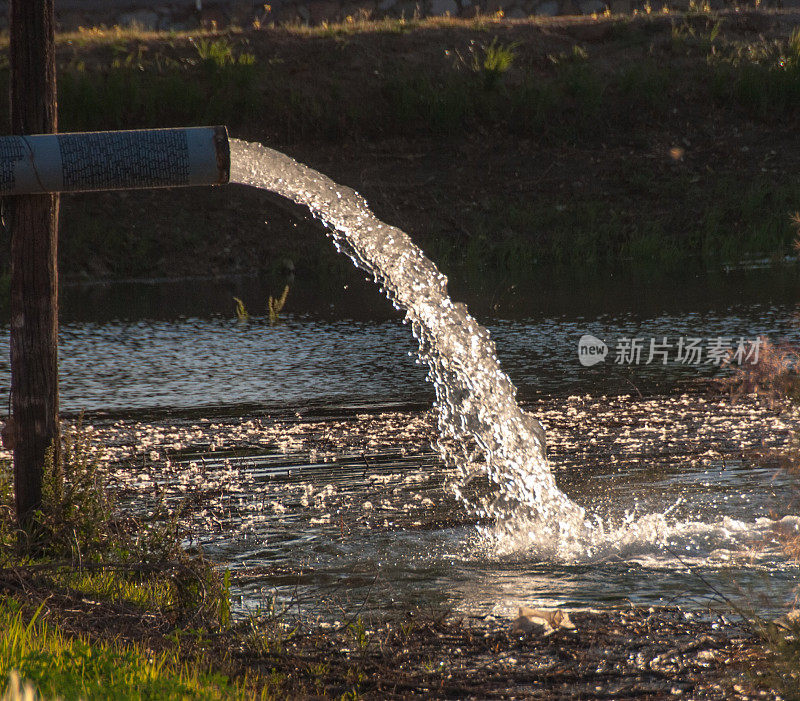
left=755, top=615, right=800, bottom=700
left=0, top=600, right=241, bottom=701
left=53, top=567, right=178, bottom=610
left=474, top=37, right=520, bottom=90
left=427, top=176, right=800, bottom=279
left=0, top=17, right=787, bottom=139
left=0, top=13, right=790, bottom=134
left=232, top=287, right=290, bottom=323
left=709, top=27, right=800, bottom=120
left=0, top=419, right=242, bottom=696
left=233, top=296, right=250, bottom=321
left=268, top=285, right=289, bottom=325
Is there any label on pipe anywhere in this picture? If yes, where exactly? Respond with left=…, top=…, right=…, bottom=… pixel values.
left=0, top=126, right=229, bottom=195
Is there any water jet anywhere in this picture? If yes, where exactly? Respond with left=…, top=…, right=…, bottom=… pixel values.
left=229, top=138, right=590, bottom=550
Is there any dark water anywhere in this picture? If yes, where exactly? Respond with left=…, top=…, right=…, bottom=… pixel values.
left=1, top=267, right=799, bottom=618
left=1, top=267, right=798, bottom=414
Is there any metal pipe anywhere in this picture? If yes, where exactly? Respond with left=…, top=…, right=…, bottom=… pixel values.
left=0, top=126, right=229, bottom=195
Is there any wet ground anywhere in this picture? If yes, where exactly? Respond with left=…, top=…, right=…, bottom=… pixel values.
left=238, top=606, right=776, bottom=699
left=0, top=562, right=779, bottom=699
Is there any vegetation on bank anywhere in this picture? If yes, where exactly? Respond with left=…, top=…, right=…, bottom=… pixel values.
left=0, top=10, right=798, bottom=287
left=0, top=421, right=248, bottom=699
left=0, top=601, right=238, bottom=700
left=0, top=13, right=793, bottom=139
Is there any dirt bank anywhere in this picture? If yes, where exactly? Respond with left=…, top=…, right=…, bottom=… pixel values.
left=0, top=10, right=797, bottom=291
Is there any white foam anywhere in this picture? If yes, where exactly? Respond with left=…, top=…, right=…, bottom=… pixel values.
left=229, top=139, right=788, bottom=564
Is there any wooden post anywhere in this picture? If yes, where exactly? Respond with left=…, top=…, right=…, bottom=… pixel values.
left=8, top=0, right=60, bottom=529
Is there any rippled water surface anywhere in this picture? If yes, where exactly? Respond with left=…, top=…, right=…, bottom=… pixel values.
left=1, top=276, right=798, bottom=414
left=2, top=204, right=800, bottom=619
left=1, top=271, right=798, bottom=617
left=83, top=393, right=798, bottom=620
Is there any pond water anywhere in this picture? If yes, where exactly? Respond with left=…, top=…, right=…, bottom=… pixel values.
left=3, top=267, right=798, bottom=414
left=2, top=266, right=799, bottom=620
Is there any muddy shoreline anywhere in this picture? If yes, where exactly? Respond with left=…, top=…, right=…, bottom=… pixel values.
left=2, top=568, right=775, bottom=699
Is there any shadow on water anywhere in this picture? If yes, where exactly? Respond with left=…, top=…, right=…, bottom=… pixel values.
left=57, top=262, right=800, bottom=324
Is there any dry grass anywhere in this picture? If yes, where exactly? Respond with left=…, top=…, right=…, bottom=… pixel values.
left=722, top=336, right=800, bottom=408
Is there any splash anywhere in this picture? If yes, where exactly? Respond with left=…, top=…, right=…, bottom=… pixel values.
left=231, top=139, right=594, bottom=555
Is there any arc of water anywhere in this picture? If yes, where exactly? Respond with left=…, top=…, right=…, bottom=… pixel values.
left=230, top=140, right=589, bottom=554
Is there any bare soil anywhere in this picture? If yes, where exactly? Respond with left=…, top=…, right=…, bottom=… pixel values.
left=24, top=10, right=798, bottom=283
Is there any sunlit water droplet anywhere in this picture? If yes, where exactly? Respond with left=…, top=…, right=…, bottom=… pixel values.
left=228, top=139, right=785, bottom=564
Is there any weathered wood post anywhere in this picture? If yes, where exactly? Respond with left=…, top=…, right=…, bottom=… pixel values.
left=1, top=124, right=229, bottom=536
left=5, top=4, right=230, bottom=536
left=8, top=0, right=60, bottom=530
